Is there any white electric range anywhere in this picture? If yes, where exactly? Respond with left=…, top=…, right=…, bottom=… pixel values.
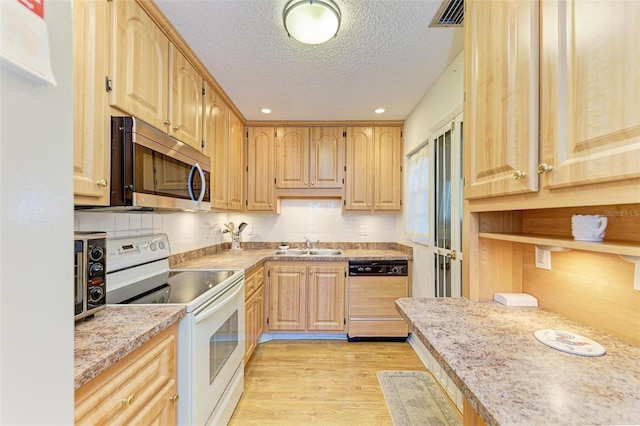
left=106, top=233, right=245, bottom=426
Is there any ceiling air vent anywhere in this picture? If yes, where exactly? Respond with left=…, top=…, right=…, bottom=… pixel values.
left=429, top=0, right=464, bottom=27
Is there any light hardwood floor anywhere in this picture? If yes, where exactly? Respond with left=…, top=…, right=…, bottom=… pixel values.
left=229, top=339, right=427, bottom=425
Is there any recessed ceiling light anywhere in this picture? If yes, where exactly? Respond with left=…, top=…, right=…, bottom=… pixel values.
left=261, top=108, right=272, bottom=114
left=375, top=108, right=385, bottom=114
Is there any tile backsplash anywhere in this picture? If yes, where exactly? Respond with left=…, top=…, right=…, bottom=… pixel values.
left=75, top=199, right=402, bottom=254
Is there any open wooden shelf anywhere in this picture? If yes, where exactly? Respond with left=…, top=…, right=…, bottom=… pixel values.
left=478, top=232, right=640, bottom=257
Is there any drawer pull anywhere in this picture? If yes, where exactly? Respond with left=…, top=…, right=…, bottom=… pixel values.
left=169, top=394, right=180, bottom=403
left=121, top=394, right=135, bottom=406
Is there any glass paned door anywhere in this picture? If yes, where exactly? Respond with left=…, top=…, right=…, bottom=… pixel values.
left=433, top=113, right=463, bottom=297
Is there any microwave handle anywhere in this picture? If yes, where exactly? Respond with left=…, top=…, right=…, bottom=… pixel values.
left=188, top=162, right=206, bottom=203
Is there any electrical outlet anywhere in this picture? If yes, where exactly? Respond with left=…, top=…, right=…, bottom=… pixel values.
left=247, top=225, right=254, bottom=236
left=535, top=246, right=551, bottom=270
left=358, top=225, right=368, bottom=236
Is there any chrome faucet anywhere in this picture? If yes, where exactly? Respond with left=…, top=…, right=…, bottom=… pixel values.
left=304, top=237, right=321, bottom=250
left=304, top=237, right=313, bottom=250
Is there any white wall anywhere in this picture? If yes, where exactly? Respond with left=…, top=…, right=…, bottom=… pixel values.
left=0, top=1, right=74, bottom=423
left=76, top=199, right=401, bottom=253
left=402, top=50, right=464, bottom=298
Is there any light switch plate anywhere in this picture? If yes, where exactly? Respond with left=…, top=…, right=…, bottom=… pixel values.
left=535, top=246, right=551, bottom=270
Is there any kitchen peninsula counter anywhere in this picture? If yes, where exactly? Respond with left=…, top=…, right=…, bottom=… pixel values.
left=74, top=305, right=185, bottom=389
left=396, top=297, right=640, bottom=426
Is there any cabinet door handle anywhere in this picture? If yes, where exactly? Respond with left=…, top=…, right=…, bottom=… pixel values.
left=311, top=181, right=315, bottom=186
left=169, top=394, right=179, bottom=403
left=96, top=179, right=108, bottom=187
left=173, top=124, right=181, bottom=131
left=537, top=163, right=553, bottom=174
left=121, top=394, right=135, bottom=406
left=164, top=120, right=171, bottom=126
left=513, top=170, right=526, bottom=180
left=310, top=270, right=314, bottom=274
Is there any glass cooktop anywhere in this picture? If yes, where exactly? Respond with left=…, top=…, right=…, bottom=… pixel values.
left=108, top=270, right=236, bottom=305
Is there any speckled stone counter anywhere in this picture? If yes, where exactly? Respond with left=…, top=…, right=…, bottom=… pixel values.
left=172, top=245, right=412, bottom=272
left=74, top=305, right=185, bottom=389
left=396, top=297, right=640, bottom=426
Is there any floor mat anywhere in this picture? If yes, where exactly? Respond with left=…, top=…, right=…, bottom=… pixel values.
left=377, top=370, right=462, bottom=426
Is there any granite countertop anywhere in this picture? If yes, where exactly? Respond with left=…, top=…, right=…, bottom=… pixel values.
left=172, top=246, right=412, bottom=272
left=74, top=305, right=185, bottom=390
left=396, top=297, right=640, bottom=426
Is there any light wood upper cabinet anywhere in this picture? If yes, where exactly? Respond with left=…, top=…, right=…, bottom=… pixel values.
left=539, top=0, right=640, bottom=189
left=464, top=0, right=539, bottom=199
left=210, top=98, right=243, bottom=211
left=310, top=127, right=345, bottom=189
left=344, top=127, right=403, bottom=212
left=344, top=127, right=373, bottom=211
left=110, top=0, right=169, bottom=132
left=110, top=0, right=204, bottom=151
left=267, top=262, right=346, bottom=333
left=208, top=85, right=229, bottom=210
left=73, top=0, right=111, bottom=206
left=169, top=45, right=203, bottom=150
left=202, top=82, right=224, bottom=158
left=374, top=127, right=403, bottom=211
left=228, top=110, right=245, bottom=210
left=247, top=127, right=276, bottom=212
left=276, top=127, right=310, bottom=189
left=275, top=127, right=344, bottom=191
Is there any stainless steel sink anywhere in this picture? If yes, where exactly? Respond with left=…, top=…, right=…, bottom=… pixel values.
left=272, top=248, right=343, bottom=256
left=273, top=249, right=310, bottom=255
left=308, top=249, right=343, bottom=256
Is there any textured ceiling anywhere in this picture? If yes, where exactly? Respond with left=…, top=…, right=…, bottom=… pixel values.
left=154, top=0, right=463, bottom=121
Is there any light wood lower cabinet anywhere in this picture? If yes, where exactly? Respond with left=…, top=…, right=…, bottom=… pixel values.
left=266, top=262, right=346, bottom=333
left=244, top=266, right=265, bottom=365
left=75, top=323, right=178, bottom=425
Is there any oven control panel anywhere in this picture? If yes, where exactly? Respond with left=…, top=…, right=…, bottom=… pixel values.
left=107, top=233, right=171, bottom=272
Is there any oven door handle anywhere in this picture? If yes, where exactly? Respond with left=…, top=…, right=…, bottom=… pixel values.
left=193, top=277, right=243, bottom=323
left=188, top=162, right=206, bottom=203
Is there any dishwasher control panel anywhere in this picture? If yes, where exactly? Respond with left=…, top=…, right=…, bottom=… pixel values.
left=348, top=260, right=408, bottom=276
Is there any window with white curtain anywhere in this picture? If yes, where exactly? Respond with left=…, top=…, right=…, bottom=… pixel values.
left=404, top=143, right=429, bottom=245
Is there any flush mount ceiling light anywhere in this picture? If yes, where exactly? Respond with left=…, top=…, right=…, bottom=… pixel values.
left=283, top=0, right=341, bottom=45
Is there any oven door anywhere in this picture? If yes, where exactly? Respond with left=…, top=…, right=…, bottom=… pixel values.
left=191, top=276, right=245, bottom=425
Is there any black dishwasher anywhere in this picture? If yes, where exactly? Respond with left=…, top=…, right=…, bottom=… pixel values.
left=347, top=260, right=409, bottom=342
